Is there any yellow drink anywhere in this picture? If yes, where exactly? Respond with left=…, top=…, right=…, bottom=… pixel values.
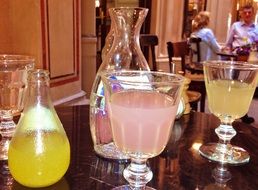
left=8, top=131, right=70, bottom=188
left=206, top=80, right=256, bottom=120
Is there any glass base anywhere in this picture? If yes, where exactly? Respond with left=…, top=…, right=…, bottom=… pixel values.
left=94, top=142, right=130, bottom=161
left=199, top=143, right=249, bottom=164
left=123, top=160, right=153, bottom=189
left=212, top=166, right=231, bottom=185
left=0, top=160, right=13, bottom=189
left=112, top=185, right=155, bottom=190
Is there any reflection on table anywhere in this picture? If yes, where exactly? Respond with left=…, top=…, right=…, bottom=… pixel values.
left=0, top=105, right=258, bottom=189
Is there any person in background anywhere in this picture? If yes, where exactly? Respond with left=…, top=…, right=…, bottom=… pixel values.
left=225, top=3, right=258, bottom=51
left=225, top=3, right=258, bottom=124
left=190, top=11, right=221, bottom=62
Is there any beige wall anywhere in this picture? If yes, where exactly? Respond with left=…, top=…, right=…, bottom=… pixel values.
left=151, top=0, right=184, bottom=59
left=150, top=0, right=184, bottom=71
left=207, top=0, right=234, bottom=43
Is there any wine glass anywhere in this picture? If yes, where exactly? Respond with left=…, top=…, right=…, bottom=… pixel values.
left=199, top=60, right=258, bottom=164
left=101, top=70, right=184, bottom=189
left=0, top=55, right=34, bottom=160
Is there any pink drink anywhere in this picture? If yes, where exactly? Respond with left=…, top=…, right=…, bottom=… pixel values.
left=109, top=91, right=178, bottom=158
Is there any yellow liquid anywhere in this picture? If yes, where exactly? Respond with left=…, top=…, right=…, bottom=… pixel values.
left=206, top=80, right=256, bottom=120
left=8, top=131, right=70, bottom=188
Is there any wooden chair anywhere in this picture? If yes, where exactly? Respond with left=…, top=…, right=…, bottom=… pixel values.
left=140, top=34, right=159, bottom=71
left=167, top=41, right=200, bottom=75
left=189, top=37, right=202, bottom=63
left=188, top=37, right=204, bottom=74
left=167, top=41, right=186, bottom=74
left=167, top=40, right=206, bottom=112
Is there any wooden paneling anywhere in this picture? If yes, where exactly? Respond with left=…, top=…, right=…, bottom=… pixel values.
left=40, top=0, right=80, bottom=87
left=0, top=1, right=12, bottom=53
left=0, top=0, right=82, bottom=103
left=0, top=0, right=43, bottom=64
left=48, top=0, right=74, bottom=78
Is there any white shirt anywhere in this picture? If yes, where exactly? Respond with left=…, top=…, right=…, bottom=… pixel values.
left=191, top=28, right=221, bottom=62
left=226, top=21, right=258, bottom=49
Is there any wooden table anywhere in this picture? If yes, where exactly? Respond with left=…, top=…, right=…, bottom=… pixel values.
left=217, top=51, right=250, bottom=62
left=217, top=52, right=238, bottom=61
left=185, top=62, right=204, bottom=74
left=1, top=105, right=258, bottom=189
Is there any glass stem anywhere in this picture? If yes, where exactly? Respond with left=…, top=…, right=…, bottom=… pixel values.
left=0, top=114, right=16, bottom=138
left=215, top=122, right=236, bottom=159
left=123, top=157, right=153, bottom=189
left=212, top=163, right=231, bottom=187
left=0, top=114, right=16, bottom=160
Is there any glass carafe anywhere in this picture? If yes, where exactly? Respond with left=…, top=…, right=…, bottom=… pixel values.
left=90, top=7, right=150, bottom=160
left=101, top=20, right=114, bottom=61
left=8, top=69, right=70, bottom=188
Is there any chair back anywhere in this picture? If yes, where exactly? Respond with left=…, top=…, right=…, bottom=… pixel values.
left=189, top=37, right=202, bottom=63
left=167, top=41, right=189, bottom=74
left=167, top=40, right=206, bottom=112
left=166, top=42, right=174, bottom=73
left=140, top=34, right=159, bottom=71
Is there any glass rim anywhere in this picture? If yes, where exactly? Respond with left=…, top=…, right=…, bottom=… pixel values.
left=100, top=70, right=185, bottom=85
left=28, top=69, right=49, bottom=75
left=0, top=54, right=35, bottom=64
left=203, top=60, right=258, bottom=70
left=27, top=69, right=50, bottom=82
left=109, top=7, right=149, bottom=12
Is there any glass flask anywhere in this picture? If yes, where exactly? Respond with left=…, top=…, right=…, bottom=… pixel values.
left=90, top=7, right=150, bottom=160
left=8, top=69, right=70, bottom=188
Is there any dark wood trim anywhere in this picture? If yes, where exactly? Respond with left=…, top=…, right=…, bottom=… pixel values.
left=182, top=0, right=189, bottom=39
left=139, top=0, right=151, bottom=34
left=40, top=0, right=48, bottom=69
left=204, top=0, right=207, bottom=10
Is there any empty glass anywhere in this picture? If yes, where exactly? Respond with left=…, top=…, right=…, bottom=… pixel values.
left=0, top=55, right=34, bottom=160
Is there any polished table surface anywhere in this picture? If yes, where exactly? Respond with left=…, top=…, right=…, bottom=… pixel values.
left=1, top=105, right=258, bottom=190
left=217, top=52, right=237, bottom=59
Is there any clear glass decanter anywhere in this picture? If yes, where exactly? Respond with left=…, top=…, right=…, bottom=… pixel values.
left=90, top=7, right=150, bottom=160
left=101, top=19, right=114, bottom=61
left=8, top=69, right=70, bottom=188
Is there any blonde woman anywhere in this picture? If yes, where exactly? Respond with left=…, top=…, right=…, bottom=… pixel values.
left=190, top=11, right=221, bottom=62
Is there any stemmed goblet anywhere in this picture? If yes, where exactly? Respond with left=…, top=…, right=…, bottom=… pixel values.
left=199, top=60, right=258, bottom=164
left=0, top=55, right=34, bottom=160
left=101, top=70, right=184, bottom=189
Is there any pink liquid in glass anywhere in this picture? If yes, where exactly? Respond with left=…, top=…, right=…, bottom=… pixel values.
left=109, top=91, right=178, bottom=157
